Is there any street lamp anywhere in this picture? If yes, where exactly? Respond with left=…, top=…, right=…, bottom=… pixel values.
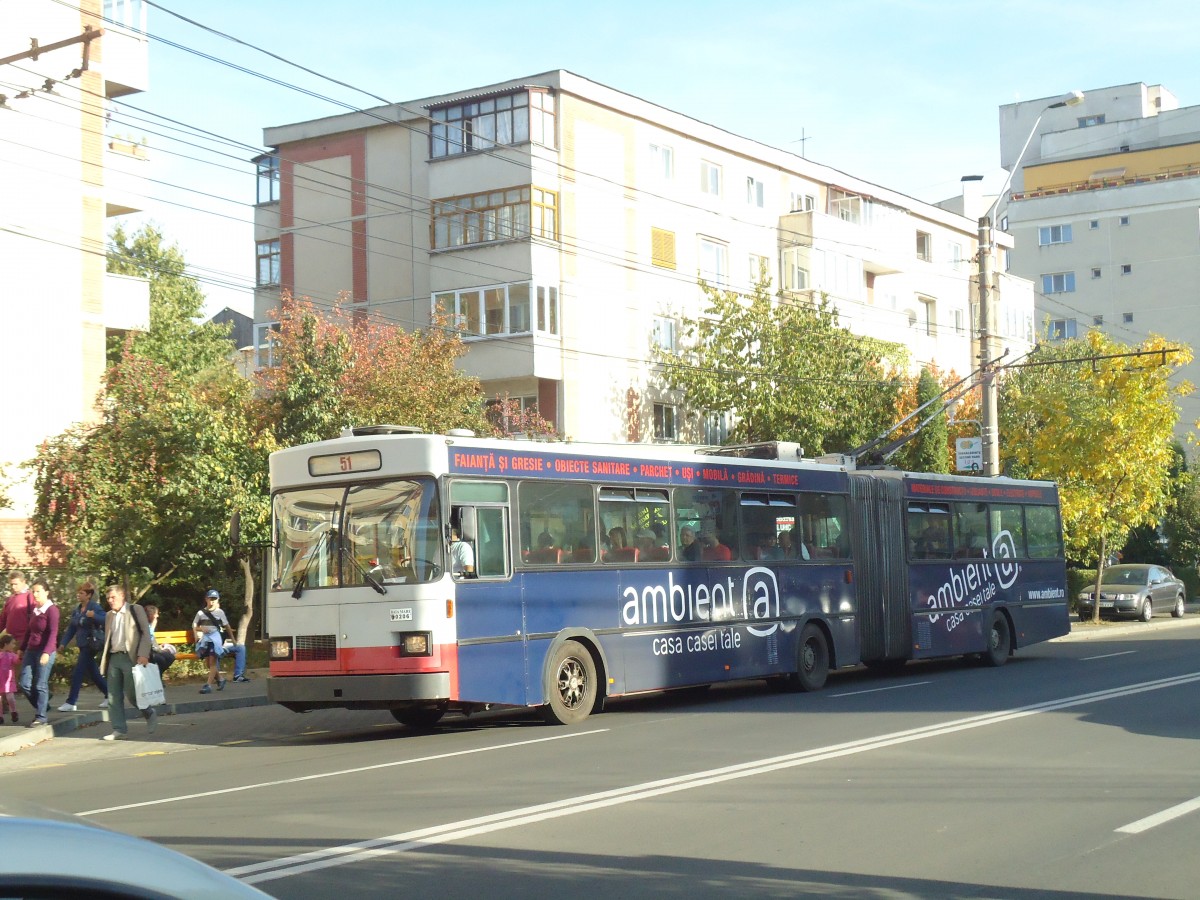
left=977, top=90, right=1084, bottom=476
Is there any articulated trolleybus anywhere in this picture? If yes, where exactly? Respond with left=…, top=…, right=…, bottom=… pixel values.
left=266, top=426, right=1069, bottom=728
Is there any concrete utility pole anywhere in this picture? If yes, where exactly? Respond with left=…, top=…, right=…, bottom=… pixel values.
left=977, top=215, right=1000, bottom=477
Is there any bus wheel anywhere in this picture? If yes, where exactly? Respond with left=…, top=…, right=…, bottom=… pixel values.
left=391, top=704, right=446, bottom=729
left=541, top=640, right=597, bottom=725
left=796, top=624, right=830, bottom=692
left=982, top=613, right=1011, bottom=667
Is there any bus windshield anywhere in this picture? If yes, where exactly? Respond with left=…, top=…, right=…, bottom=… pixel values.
left=272, top=477, right=442, bottom=591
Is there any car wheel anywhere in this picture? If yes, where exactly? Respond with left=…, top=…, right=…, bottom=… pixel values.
left=1172, top=595, right=1185, bottom=618
left=1140, top=599, right=1153, bottom=622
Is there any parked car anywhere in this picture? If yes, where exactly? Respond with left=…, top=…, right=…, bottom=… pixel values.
left=1077, top=563, right=1187, bottom=621
left=0, top=799, right=268, bottom=899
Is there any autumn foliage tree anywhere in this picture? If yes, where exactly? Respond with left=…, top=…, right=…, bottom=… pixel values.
left=999, top=330, right=1193, bottom=621
left=654, top=278, right=904, bottom=453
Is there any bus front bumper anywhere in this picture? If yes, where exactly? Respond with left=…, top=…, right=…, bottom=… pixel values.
left=267, top=673, right=451, bottom=712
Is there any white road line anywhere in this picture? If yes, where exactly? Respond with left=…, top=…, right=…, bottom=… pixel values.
left=231, top=671, right=1200, bottom=885
left=77, top=730, right=607, bottom=817
left=1116, top=796, right=1200, bottom=834
left=831, top=681, right=932, bottom=697
left=1082, top=651, right=1138, bottom=661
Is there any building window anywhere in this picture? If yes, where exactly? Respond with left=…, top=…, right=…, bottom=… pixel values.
left=953, top=308, right=965, bottom=335
left=256, top=156, right=279, bottom=204
left=252, top=321, right=279, bottom=368
left=1048, top=318, right=1078, bottom=341
left=782, top=247, right=809, bottom=291
left=1121, top=263, right=1132, bottom=275
left=1090, top=219, right=1100, bottom=229
left=746, top=176, right=764, bottom=208
left=1123, top=312, right=1134, bottom=323
left=651, top=227, right=677, bottom=269
left=652, top=316, right=677, bottom=353
left=916, top=231, right=932, bottom=262
left=429, top=89, right=555, bottom=158
left=947, top=241, right=962, bottom=271
left=1091, top=267, right=1102, bottom=279
left=432, top=186, right=557, bottom=249
left=1093, top=315, right=1104, bottom=326
left=789, top=191, right=815, bottom=213
left=829, top=189, right=863, bottom=224
left=653, top=403, right=678, bottom=442
left=433, top=282, right=555, bottom=337
left=649, top=143, right=674, bottom=180
left=1041, top=272, right=1076, bottom=294
left=704, top=412, right=729, bottom=445
left=918, top=295, right=935, bottom=336
left=700, top=161, right=722, bottom=196
left=748, top=253, right=769, bottom=285
left=256, top=240, right=280, bottom=287
left=1038, top=224, right=1073, bottom=245
left=699, top=238, right=728, bottom=286
left=1119, top=215, right=1130, bottom=226
left=1077, top=114, right=1106, bottom=128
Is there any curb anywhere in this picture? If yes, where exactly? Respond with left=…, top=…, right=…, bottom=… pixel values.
left=1, top=691, right=272, bottom=757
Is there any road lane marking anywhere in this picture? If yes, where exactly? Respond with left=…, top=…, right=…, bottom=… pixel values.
left=1082, top=651, right=1137, bottom=661
left=227, top=670, right=1200, bottom=885
left=77, top=729, right=607, bottom=817
left=1116, top=796, right=1200, bottom=834
left=832, top=681, right=932, bottom=697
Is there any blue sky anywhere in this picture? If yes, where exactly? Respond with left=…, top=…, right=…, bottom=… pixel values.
left=119, top=0, right=1200, bottom=317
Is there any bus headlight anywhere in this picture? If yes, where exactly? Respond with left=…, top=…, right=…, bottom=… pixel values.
left=399, top=633, right=431, bottom=656
left=269, top=639, right=293, bottom=660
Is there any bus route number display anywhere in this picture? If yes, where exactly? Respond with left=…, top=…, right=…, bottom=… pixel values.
left=308, top=449, right=382, bottom=477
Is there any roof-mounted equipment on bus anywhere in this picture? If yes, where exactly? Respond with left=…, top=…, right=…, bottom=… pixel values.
left=446, top=428, right=476, bottom=438
left=701, top=441, right=805, bottom=461
left=342, top=425, right=424, bottom=437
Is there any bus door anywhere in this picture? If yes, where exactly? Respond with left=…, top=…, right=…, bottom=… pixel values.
left=446, top=481, right=525, bottom=706
left=848, top=474, right=910, bottom=662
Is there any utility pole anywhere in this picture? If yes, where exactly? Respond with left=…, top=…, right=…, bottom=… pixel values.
left=977, top=216, right=1000, bottom=477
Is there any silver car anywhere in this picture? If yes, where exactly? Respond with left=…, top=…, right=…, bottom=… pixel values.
left=1077, top=563, right=1187, bottom=621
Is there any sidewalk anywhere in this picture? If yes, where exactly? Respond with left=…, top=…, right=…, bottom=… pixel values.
left=0, top=667, right=272, bottom=757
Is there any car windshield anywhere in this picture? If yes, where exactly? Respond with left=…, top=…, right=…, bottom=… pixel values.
left=1101, top=566, right=1150, bottom=586
left=272, top=477, right=442, bottom=592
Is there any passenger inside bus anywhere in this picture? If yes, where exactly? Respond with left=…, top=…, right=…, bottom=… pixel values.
left=678, top=526, right=700, bottom=562
left=700, top=531, right=732, bottom=562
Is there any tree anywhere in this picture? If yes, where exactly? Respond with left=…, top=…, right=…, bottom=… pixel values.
left=257, top=294, right=554, bottom=443
left=892, top=367, right=952, bottom=473
left=999, top=330, right=1193, bottom=621
left=654, top=278, right=904, bottom=454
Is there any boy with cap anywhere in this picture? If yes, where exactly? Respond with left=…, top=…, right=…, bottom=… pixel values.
left=191, top=589, right=248, bottom=693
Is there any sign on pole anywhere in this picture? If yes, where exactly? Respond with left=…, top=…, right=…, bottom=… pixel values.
left=956, top=437, right=983, bottom=473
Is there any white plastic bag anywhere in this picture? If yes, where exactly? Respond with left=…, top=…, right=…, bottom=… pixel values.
left=133, top=663, right=165, bottom=709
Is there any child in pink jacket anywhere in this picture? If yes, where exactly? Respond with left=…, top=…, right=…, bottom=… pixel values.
left=0, top=633, right=19, bottom=723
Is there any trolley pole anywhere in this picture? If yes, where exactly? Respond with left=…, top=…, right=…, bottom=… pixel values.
left=977, top=215, right=1000, bottom=477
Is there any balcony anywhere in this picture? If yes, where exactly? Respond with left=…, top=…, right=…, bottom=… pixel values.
left=105, top=138, right=147, bottom=216
left=458, top=331, right=563, bottom=382
left=103, top=271, right=149, bottom=333
left=779, top=209, right=908, bottom=276
left=101, top=0, right=148, bottom=97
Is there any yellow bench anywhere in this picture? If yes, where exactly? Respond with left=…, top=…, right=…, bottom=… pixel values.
left=154, top=629, right=198, bottom=661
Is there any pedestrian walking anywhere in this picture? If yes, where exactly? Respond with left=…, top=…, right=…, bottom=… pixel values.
left=0, top=570, right=34, bottom=649
left=0, top=633, right=19, bottom=724
left=19, top=578, right=60, bottom=727
left=57, top=582, right=109, bottom=712
left=193, top=589, right=247, bottom=692
left=98, top=584, right=157, bottom=741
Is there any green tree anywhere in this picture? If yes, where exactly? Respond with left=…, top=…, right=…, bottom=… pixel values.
left=999, top=330, right=1193, bottom=621
left=107, top=224, right=231, bottom=375
left=893, top=367, right=952, bottom=473
left=655, top=279, right=904, bottom=453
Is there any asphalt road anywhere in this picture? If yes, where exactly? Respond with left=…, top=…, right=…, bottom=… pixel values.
left=4, top=621, right=1199, bottom=899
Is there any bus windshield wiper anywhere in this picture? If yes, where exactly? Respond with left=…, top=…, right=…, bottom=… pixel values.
left=338, top=541, right=387, bottom=595
left=291, top=527, right=332, bottom=599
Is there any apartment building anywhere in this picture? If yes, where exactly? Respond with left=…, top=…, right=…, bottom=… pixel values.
left=0, top=0, right=150, bottom=564
left=999, top=83, right=1200, bottom=433
left=253, top=71, right=1034, bottom=444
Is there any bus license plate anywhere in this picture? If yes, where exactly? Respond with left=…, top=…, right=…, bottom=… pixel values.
left=390, top=608, right=414, bottom=622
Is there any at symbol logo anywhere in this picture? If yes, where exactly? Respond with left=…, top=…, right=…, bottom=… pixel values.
left=991, top=530, right=1021, bottom=589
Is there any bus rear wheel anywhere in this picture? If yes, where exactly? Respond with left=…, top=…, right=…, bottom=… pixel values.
left=390, top=704, right=447, bottom=729
left=796, top=624, right=830, bottom=692
left=982, top=613, right=1011, bottom=667
left=541, top=640, right=597, bottom=726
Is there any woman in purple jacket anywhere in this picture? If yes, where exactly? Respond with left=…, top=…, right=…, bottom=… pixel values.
left=19, top=578, right=60, bottom=727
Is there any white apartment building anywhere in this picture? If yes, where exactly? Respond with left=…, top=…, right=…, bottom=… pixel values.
left=0, top=0, right=150, bottom=564
left=999, top=83, right=1200, bottom=435
left=253, top=71, right=1034, bottom=444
